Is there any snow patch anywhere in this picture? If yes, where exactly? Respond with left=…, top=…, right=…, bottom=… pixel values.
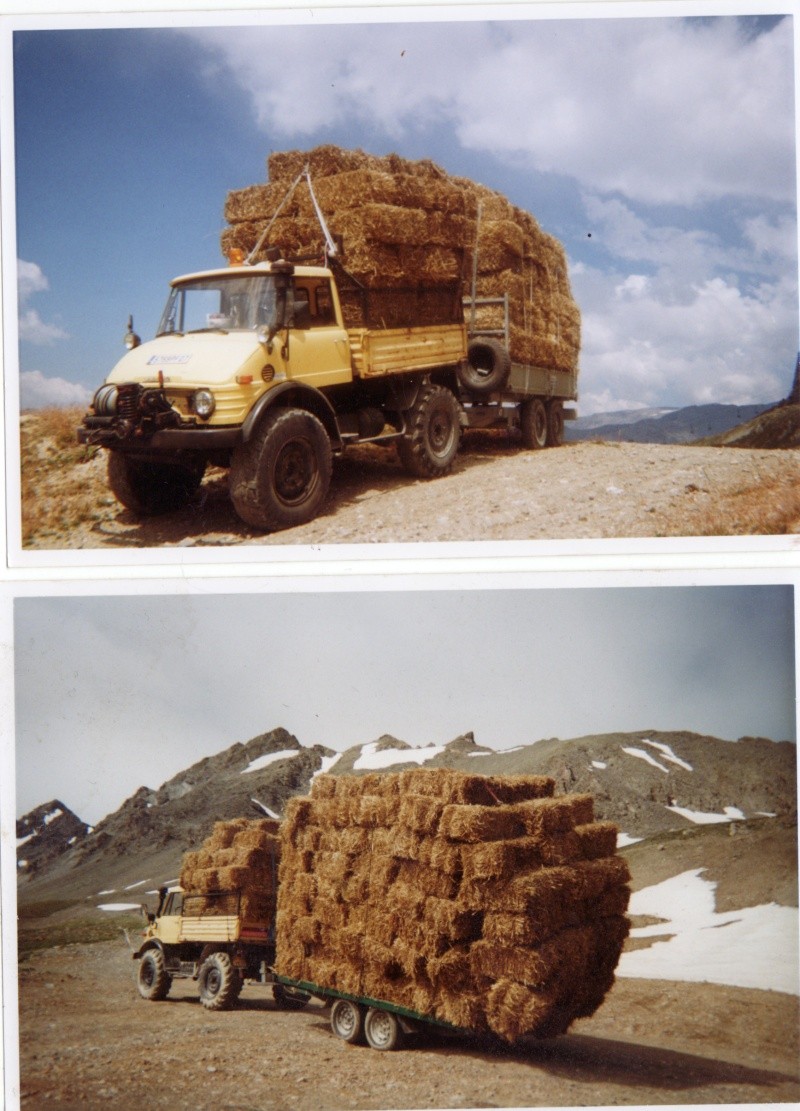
left=592, top=760, right=607, bottom=770
left=642, top=739, right=693, bottom=772
left=667, top=804, right=744, bottom=825
left=43, top=807, right=63, bottom=826
left=17, top=860, right=29, bottom=869
left=242, top=749, right=299, bottom=774
left=619, top=869, right=799, bottom=995
left=313, top=753, right=343, bottom=780
left=98, top=903, right=142, bottom=913
left=17, top=832, right=35, bottom=849
left=617, top=832, right=642, bottom=848
left=354, top=742, right=446, bottom=771
left=251, top=797, right=280, bottom=819
left=123, top=879, right=150, bottom=891
left=97, top=889, right=116, bottom=896
left=622, top=746, right=670, bottom=773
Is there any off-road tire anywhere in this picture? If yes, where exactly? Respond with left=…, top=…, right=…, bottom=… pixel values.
left=397, top=384, right=461, bottom=479
left=137, top=948, right=172, bottom=1001
left=229, top=408, right=332, bottom=531
left=330, top=998, right=366, bottom=1044
left=198, top=951, right=242, bottom=1011
left=364, top=1007, right=405, bottom=1051
left=458, top=337, right=512, bottom=394
left=520, top=398, right=548, bottom=449
left=546, top=400, right=565, bottom=447
left=272, top=983, right=311, bottom=1010
left=108, top=452, right=206, bottom=515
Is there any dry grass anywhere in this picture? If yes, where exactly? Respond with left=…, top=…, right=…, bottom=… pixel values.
left=20, top=406, right=108, bottom=546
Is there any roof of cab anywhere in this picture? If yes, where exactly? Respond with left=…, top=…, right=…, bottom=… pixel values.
left=170, top=262, right=332, bottom=285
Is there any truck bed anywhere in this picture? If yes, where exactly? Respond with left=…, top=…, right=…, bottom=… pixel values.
left=348, top=323, right=467, bottom=379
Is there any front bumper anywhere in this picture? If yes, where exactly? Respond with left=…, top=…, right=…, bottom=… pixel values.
left=78, top=417, right=241, bottom=453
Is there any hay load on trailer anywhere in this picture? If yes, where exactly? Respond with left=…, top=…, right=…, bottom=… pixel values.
left=276, top=768, right=630, bottom=1043
left=222, top=144, right=581, bottom=376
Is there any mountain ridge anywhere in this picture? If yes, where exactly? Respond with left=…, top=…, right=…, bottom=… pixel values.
left=17, top=726, right=795, bottom=908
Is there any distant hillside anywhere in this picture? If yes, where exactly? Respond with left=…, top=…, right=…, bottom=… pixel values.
left=566, top=402, right=775, bottom=445
left=696, top=401, right=800, bottom=449
left=17, top=727, right=795, bottom=908
left=16, top=801, right=91, bottom=875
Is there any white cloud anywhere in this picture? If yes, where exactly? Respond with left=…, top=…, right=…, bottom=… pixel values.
left=186, top=16, right=795, bottom=207
left=20, top=370, right=91, bottom=410
left=17, top=258, right=69, bottom=345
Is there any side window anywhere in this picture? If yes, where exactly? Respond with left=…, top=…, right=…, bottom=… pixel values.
left=314, top=283, right=334, bottom=326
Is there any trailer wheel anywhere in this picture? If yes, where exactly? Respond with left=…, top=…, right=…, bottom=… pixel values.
left=459, top=338, right=511, bottom=394
left=230, top=408, right=332, bottom=531
left=108, top=452, right=205, bottom=515
left=330, top=999, right=366, bottom=1044
left=364, top=1007, right=405, bottom=1051
left=397, top=384, right=461, bottom=479
left=272, top=983, right=311, bottom=1010
left=520, top=398, right=548, bottom=449
left=546, top=400, right=565, bottom=447
left=137, top=948, right=172, bottom=1001
left=198, top=951, right=242, bottom=1011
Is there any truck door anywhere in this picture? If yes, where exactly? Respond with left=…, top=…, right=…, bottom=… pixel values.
left=287, top=278, right=352, bottom=388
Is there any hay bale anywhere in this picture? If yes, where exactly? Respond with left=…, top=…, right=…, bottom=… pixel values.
left=222, top=145, right=580, bottom=370
left=274, top=767, right=627, bottom=1041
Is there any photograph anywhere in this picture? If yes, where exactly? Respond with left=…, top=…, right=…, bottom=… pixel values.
left=3, top=7, right=798, bottom=556
left=5, top=578, right=799, bottom=1108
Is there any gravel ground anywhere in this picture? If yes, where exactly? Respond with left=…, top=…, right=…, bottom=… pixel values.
left=22, top=433, right=800, bottom=549
left=13, top=939, right=799, bottom=1110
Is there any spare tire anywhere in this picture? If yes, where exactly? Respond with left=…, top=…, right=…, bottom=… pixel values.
left=459, top=338, right=512, bottom=394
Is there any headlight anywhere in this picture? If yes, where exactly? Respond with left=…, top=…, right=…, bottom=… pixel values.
left=93, top=384, right=119, bottom=415
left=192, top=389, right=216, bottom=419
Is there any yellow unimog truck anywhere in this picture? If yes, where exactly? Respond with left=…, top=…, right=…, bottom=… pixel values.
left=132, top=885, right=309, bottom=1013
left=79, top=182, right=578, bottom=532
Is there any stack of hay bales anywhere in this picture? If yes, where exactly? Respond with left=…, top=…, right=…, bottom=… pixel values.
left=276, top=769, right=629, bottom=1042
left=221, top=145, right=580, bottom=373
left=179, top=817, right=281, bottom=921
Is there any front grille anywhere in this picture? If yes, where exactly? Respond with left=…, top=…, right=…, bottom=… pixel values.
left=116, top=384, right=141, bottom=420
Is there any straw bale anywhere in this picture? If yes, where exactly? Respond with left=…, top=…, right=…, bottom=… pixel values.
left=309, top=774, right=338, bottom=799
left=538, top=831, right=583, bottom=866
left=461, top=836, right=542, bottom=882
left=384, top=881, right=428, bottom=921
left=436, top=993, right=487, bottom=1031
left=214, top=865, right=252, bottom=890
left=575, top=821, right=619, bottom=860
left=341, top=873, right=371, bottom=904
left=391, top=936, right=428, bottom=980
left=397, top=795, right=446, bottom=835
left=424, top=897, right=482, bottom=943
left=427, top=947, right=474, bottom=994
left=420, top=837, right=463, bottom=876
left=594, top=885, right=631, bottom=918
left=485, top=979, right=555, bottom=1042
left=514, top=794, right=595, bottom=836
left=470, top=940, right=552, bottom=988
left=207, top=818, right=250, bottom=850
left=239, top=892, right=276, bottom=921
left=439, top=803, right=526, bottom=843
left=268, top=145, right=387, bottom=183
left=389, top=826, right=423, bottom=861
left=282, top=797, right=314, bottom=844
left=411, top=981, right=438, bottom=1017
left=369, top=852, right=401, bottom=892
left=395, top=859, right=459, bottom=901
left=482, top=911, right=542, bottom=949
left=352, top=794, right=392, bottom=828
left=312, top=894, right=348, bottom=930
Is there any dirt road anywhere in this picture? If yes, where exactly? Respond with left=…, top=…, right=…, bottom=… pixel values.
left=21, top=414, right=800, bottom=548
left=14, top=939, right=799, bottom=1109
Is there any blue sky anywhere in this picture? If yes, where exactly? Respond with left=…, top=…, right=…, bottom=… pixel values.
left=14, top=583, right=797, bottom=823
left=8, top=11, right=799, bottom=414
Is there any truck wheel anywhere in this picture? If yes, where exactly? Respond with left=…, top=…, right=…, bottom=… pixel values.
left=272, top=983, right=311, bottom=1010
left=229, top=408, right=332, bottom=531
left=546, top=400, right=565, bottom=447
left=459, top=338, right=511, bottom=394
left=198, top=951, right=242, bottom=1011
left=108, top=452, right=205, bottom=515
left=364, top=1007, right=405, bottom=1051
left=397, top=384, right=461, bottom=479
left=520, top=398, right=548, bottom=449
left=137, top=948, right=171, bottom=1001
left=330, top=999, right=366, bottom=1044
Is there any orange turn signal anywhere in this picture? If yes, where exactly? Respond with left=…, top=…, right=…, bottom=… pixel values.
left=236, top=374, right=254, bottom=385
left=228, top=248, right=245, bottom=266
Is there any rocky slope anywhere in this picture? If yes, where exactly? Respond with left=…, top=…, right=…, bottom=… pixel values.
left=567, top=402, right=774, bottom=444
left=16, top=800, right=91, bottom=876
left=17, top=727, right=795, bottom=907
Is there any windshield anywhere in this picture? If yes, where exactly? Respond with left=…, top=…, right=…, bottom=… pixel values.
left=157, top=275, right=278, bottom=336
